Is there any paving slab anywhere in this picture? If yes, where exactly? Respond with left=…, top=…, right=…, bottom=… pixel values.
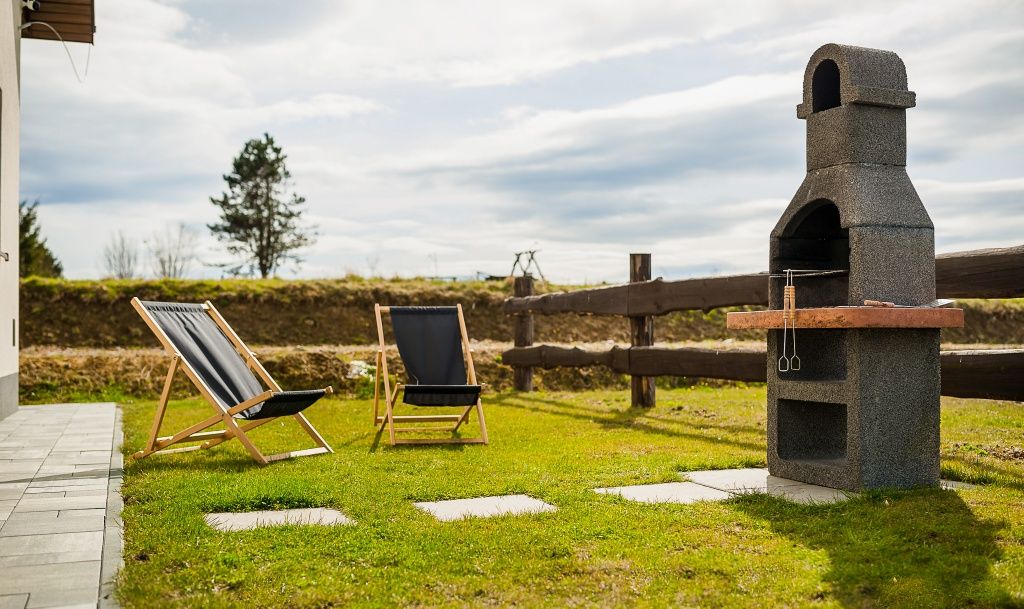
left=0, top=550, right=102, bottom=567
left=25, top=586, right=99, bottom=609
left=684, top=468, right=782, bottom=491
left=595, top=482, right=733, bottom=504
left=0, top=403, right=121, bottom=609
left=0, top=515, right=105, bottom=537
left=12, top=495, right=107, bottom=513
left=205, top=508, right=353, bottom=532
left=0, top=531, right=103, bottom=557
left=941, top=479, right=978, bottom=490
left=0, top=561, right=101, bottom=595
left=414, top=494, right=556, bottom=522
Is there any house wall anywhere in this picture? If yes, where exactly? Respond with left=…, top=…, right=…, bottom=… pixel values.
left=0, top=0, right=19, bottom=421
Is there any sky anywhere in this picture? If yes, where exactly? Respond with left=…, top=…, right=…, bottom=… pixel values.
left=18, top=0, right=1024, bottom=283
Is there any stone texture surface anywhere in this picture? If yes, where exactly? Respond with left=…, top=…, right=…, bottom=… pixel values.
left=0, top=403, right=121, bottom=609
left=595, top=482, right=732, bottom=504
left=205, top=508, right=353, bottom=532
left=806, top=105, right=906, bottom=169
left=764, top=44, right=940, bottom=492
left=796, top=43, right=914, bottom=118
left=414, top=495, right=556, bottom=522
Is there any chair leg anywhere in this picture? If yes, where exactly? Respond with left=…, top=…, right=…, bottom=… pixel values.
left=452, top=404, right=475, bottom=431
left=219, top=413, right=268, bottom=465
left=475, top=399, right=489, bottom=444
left=294, top=412, right=333, bottom=453
left=132, top=411, right=224, bottom=460
left=146, top=358, right=178, bottom=452
left=385, top=392, right=398, bottom=446
left=373, top=351, right=382, bottom=425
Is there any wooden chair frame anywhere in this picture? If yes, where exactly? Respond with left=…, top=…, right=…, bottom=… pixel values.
left=373, top=304, right=488, bottom=446
left=131, top=297, right=334, bottom=465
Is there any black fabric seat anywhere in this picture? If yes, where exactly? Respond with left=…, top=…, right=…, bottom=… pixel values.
left=140, top=301, right=327, bottom=418
left=403, top=384, right=481, bottom=407
left=238, top=389, right=327, bottom=420
left=390, top=306, right=479, bottom=407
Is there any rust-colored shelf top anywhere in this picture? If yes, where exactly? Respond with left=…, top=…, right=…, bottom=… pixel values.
left=726, top=307, right=964, bottom=330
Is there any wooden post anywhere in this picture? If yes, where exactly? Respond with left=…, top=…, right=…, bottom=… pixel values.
left=630, top=254, right=656, bottom=407
left=513, top=275, right=535, bottom=391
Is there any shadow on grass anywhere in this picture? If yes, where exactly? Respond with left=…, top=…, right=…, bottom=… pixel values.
left=493, top=394, right=766, bottom=453
left=734, top=490, right=1014, bottom=608
left=943, top=454, right=1024, bottom=492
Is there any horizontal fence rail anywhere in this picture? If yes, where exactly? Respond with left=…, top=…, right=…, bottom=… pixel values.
left=502, top=345, right=1024, bottom=402
left=504, top=244, right=1024, bottom=316
left=503, top=245, right=1024, bottom=406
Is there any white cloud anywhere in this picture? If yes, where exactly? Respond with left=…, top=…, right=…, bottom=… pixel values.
left=18, top=0, right=1024, bottom=284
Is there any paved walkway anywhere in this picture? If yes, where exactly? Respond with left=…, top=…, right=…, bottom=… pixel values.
left=0, top=403, right=122, bottom=609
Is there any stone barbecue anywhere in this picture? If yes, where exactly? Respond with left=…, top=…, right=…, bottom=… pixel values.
left=730, top=43, right=964, bottom=491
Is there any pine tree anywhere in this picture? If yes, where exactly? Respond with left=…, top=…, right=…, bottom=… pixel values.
left=208, top=134, right=316, bottom=278
left=18, top=199, right=63, bottom=278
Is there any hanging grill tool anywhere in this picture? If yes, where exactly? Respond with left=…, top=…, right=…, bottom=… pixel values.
left=778, top=269, right=801, bottom=372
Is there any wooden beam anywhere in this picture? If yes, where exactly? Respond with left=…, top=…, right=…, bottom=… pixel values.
left=503, top=273, right=769, bottom=317
left=940, top=349, right=1024, bottom=401
left=503, top=244, right=1023, bottom=316
left=629, top=254, right=655, bottom=407
left=512, top=276, right=535, bottom=391
left=501, top=345, right=1024, bottom=401
left=936, top=245, right=1024, bottom=298
left=21, top=0, right=95, bottom=45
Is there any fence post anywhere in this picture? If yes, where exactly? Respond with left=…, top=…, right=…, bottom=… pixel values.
left=630, top=253, right=655, bottom=407
left=513, top=275, right=535, bottom=391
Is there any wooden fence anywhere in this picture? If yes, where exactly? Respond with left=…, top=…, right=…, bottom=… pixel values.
left=502, top=245, right=1024, bottom=405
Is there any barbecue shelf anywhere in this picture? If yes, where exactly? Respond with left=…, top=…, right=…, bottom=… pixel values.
left=726, top=306, right=964, bottom=330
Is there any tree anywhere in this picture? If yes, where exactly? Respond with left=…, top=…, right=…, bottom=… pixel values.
left=147, top=223, right=196, bottom=279
left=208, top=133, right=316, bottom=278
left=102, top=231, right=139, bottom=279
left=18, top=199, right=63, bottom=278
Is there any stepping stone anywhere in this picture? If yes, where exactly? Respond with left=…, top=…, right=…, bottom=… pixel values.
left=683, top=467, right=851, bottom=504
left=941, top=479, right=978, bottom=490
left=414, top=494, right=556, bottom=522
left=204, top=508, right=353, bottom=532
left=684, top=468, right=778, bottom=492
left=594, top=482, right=732, bottom=504
left=763, top=482, right=851, bottom=505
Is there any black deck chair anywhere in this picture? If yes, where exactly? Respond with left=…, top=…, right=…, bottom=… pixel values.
left=131, top=298, right=333, bottom=465
left=373, top=304, right=488, bottom=445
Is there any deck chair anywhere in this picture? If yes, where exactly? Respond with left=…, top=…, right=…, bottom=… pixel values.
left=131, top=298, right=334, bottom=465
left=373, top=304, right=488, bottom=446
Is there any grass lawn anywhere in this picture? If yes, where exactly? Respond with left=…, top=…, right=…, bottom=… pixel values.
left=118, top=386, right=1024, bottom=608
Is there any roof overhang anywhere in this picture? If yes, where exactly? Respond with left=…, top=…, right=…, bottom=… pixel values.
left=22, top=0, right=95, bottom=45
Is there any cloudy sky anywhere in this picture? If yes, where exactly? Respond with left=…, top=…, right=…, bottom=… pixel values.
left=19, top=0, right=1024, bottom=282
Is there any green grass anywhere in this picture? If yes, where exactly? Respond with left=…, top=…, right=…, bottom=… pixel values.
left=117, top=387, right=1024, bottom=608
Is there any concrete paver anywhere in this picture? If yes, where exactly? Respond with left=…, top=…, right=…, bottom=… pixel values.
left=205, top=507, right=354, bottom=532
left=595, top=482, right=733, bottom=504
left=414, top=494, right=556, bottom=522
left=0, top=404, right=120, bottom=609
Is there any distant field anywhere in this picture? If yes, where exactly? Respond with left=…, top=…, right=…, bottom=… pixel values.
left=20, top=277, right=1024, bottom=348
left=116, top=387, right=1024, bottom=608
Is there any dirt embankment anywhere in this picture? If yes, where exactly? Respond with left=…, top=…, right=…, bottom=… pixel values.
left=20, top=278, right=1023, bottom=348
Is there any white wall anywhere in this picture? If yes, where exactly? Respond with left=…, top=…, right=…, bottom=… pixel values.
left=0, top=0, right=19, bottom=419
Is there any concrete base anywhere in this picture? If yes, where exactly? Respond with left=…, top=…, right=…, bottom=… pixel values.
left=768, top=329, right=941, bottom=492
left=0, top=372, right=15, bottom=422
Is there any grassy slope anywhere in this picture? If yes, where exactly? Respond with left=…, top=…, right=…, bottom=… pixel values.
left=117, top=388, right=1024, bottom=608
left=21, top=276, right=1024, bottom=347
